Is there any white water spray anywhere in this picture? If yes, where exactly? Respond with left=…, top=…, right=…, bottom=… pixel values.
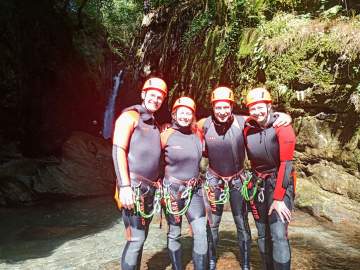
left=102, top=70, right=123, bottom=139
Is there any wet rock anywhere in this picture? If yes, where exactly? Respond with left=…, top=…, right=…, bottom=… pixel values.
left=294, top=115, right=360, bottom=177
left=295, top=176, right=360, bottom=223
left=0, top=132, right=114, bottom=206
left=0, top=158, right=50, bottom=205
left=294, top=114, right=360, bottom=223
left=33, top=132, right=115, bottom=197
left=306, top=161, right=360, bottom=202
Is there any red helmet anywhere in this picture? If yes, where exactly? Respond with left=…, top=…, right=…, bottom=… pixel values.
left=245, top=87, right=272, bottom=107
left=172, top=97, right=196, bottom=113
left=211, top=87, right=235, bottom=104
left=142, top=77, right=168, bottom=96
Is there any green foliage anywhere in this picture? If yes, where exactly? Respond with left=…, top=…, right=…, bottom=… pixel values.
left=356, top=83, right=360, bottom=95
left=320, top=5, right=343, bottom=18
left=150, top=0, right=176, bottom=8
left=153, top=0, right=360, bottom=112
left=99, top=0, right=143, bottom=58
left=67, top=0, right=143, bottom=60
left=241, top=13, right=360, bottom=107
left=182, top=11, right=213, bottom=46
left=237, top=28, right=260, bottom=57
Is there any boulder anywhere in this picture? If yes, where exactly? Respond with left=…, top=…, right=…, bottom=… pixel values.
left=295, top=176, right=360, bottom=223
left=0, top=132, right=115, bottom=205
left=33, top=132, right=115, bottom=197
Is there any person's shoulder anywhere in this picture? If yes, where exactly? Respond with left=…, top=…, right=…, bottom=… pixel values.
left=197, top=118, right=207, bottom=130
left=160, top=127, right=175, bottom=148
left=160, top=127, right=175, bottom=137
left=116, top=110, right=139, bottom=125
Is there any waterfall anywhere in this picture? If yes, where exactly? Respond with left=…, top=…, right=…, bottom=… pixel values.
left=102, top=70, right=124, bottom=139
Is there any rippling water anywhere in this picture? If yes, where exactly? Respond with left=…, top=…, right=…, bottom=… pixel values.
left=0, top=197, right=359, bottom=270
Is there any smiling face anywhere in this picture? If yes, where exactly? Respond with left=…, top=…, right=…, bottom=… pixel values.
left=141, top=89, right=165, bottom=113
left=212, top=100, right=233, bottom=123
left=248, top=102, right=271, bottom=125
left=173, top=106, right=194, bottom=127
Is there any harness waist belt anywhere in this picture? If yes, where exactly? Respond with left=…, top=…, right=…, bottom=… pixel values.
left=208, top=167, right=244, bottom=182
left=165, top=174, right=201, bottom=187
left=130, top=172, right=160, bottom=188
left=253, top=169, right=277, bottom=180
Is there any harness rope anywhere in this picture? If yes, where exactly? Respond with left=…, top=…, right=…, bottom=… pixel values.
left=241, top=171, right=265, bottom=202
left=134, top=183, right=162, bottom=219
left=204, top=180, right=230, bottom=205
left=163, top=178, right=199, bottom=216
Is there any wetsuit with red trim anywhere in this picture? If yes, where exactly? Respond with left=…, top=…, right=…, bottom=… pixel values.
left=201, top=114, right=251, bottom=270
left=161, top=122, right=207, bottom=270
left=244, top=113, right=296, bottom=270
left=112, top=104, right=161, bottom=270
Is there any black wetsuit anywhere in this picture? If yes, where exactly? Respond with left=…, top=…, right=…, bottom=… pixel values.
left=244, top=113, right=296, bottom=270
left=113, top=104, right=161, bottom=270
left=162, top=123, right=207, bottom=270
left=203, top=115, right=251, bottom=270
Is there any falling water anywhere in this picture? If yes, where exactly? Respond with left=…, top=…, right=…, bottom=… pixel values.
left=102, top=70, right=124, bottom=139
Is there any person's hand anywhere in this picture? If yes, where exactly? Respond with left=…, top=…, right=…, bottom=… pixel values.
left=273, top=112, right=292, bottom=127
left=119, top=186, right=135, bottom=210
left=268, top=200, right=291, bottom=223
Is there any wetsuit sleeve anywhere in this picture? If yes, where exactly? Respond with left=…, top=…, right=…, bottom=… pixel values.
left=112, top=111, right=139, bottom=186
left=160, top=128, right=174, bottom=149
left=196, top=118, right=207, bottom=156
left=196, top=118, right=206, bottom=131
left=274, top=125, right=296, bottom=200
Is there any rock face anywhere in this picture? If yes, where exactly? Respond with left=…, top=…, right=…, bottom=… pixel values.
left=0, top=132, right=115, bottom=206
left=294, top=115, right=360, bottom=222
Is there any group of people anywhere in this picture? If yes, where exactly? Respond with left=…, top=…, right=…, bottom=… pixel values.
left=112, top=77, right=296, bottom=270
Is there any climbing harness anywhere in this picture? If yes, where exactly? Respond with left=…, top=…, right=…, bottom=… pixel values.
left=163, top=176, right=200, bottom=216
left=241, top=171, right=265, bottom=203
left=130, top=173, right=163, bottom=219
left=134, top=182, right=162, bottom=219
left=204, top=168, right=244, bottom=205
left=204, top=180, right=230, bottom=205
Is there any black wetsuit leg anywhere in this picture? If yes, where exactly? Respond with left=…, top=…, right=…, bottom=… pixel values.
left=253, top=178, right=294, bottom=270
left=165, top=185, right=207, bottom=270
left=186, top=188, right=208, bottom=270
left=205, top=172, right=224, bottom=270
left=206, top=172, right=252, bottom=270
left=121, top=185, right=155, bottom=270
left=229, top=178, right=252, bottom=270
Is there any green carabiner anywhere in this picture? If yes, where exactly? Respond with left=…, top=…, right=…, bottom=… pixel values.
left=205, top=181, right=230, bottom=205
left=135, top=186, right=161, bottom=219
left=164, top=187, right=193, bottom=216
left=241, top=173, right=257, bottom=201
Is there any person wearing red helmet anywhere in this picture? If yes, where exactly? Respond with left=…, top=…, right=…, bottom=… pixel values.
left=161, top=96, right=208, bottom=270
left=243, top=87, right=296, bottom=270
left=198, top=86, right=291, bottom=270
left=112, top=77, right=167, bottom=270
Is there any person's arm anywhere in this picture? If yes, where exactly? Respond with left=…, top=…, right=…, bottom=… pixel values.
left=160, top=128, right=174, bottom=150
left=196, top=118, right=207, bottom=156
left=112, top=111, right=139, bottom=209
left=268, top=125, right=296, bottom=222
left=273, top=112, right=292, bottom=127
left=240, top=112, right=291, bottom=127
